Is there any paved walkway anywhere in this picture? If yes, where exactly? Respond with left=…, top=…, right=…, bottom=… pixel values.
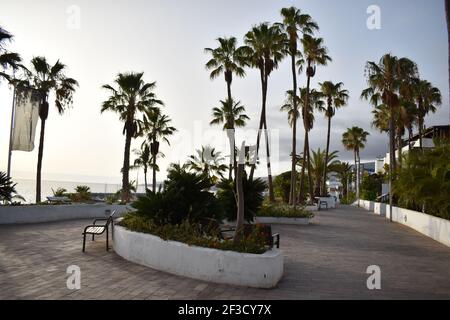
left=1, top=205, right=450, bottom=299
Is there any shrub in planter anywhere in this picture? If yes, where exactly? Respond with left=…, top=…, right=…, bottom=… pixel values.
left=132, top=165, right=222, bottom=225
left=257, top=203, right=314, bottom=218
left=216, top=177, right=266, bottom=223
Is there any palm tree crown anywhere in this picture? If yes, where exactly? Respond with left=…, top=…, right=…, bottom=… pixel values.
left=188, top=146, right=228, bottom=183
left=342, top=127, right=370, bottom=155
left=210, top=98, right=249, bottom=130
left=0, top=26, right=22, bottom=82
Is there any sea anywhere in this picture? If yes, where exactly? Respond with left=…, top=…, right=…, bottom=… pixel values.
left=13, top=178, right=147, bottom=203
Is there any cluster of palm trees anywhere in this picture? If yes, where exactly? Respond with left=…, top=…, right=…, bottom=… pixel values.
left=101, top=72, right=176, bottom=201
left=205, top=6, right=351, bottom=206
left=1, top=26, right=79, bottom=203
left=361, top=54, right=442, bottom=218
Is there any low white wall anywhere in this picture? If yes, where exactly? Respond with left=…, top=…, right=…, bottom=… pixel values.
left=0, top=204, right=132, bottom=224
left=373, top=202, right=386, bottom=216
left=360, top=200, right=375, bottom=211
left=113, top=225, right=284, bottom=288
left=356, top=199, right=450, bottom=248
left=255, top=217, right=310, bottom=225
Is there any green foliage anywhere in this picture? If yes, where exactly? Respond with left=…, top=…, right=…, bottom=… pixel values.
left=258, top=203, right=314, bottom=218
left=340, top=191, right=356, bottom=205
left=216, top=177, right=267, bottom=222
left=119, top=214, right=268, bottom=254
left=52, top=187, right=68, bottom=197
left=273, top=171, right=292, bottom=203
left=394, top=139, right=450, bottom=220
left=360, top=173, right=384, bottom=201
left=0, top=172, right=23, bottom=203
left=69, top=185, right=91, bottom=203
left=132, top=165, right=221, bottom=225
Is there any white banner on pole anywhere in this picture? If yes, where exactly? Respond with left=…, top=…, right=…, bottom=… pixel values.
left=11, top=88, right=40, bottom=152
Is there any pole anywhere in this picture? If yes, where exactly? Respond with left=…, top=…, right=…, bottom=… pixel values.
left=7, top=86, right=16, bottom=178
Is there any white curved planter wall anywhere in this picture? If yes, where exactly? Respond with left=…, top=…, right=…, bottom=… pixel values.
left=356, top=200, right=450, bottom=248
left=0, top=204, right=131, bottom=224
left=113, top=225, right=284, bottom=288
left=255, top=217, right=310, bottom=225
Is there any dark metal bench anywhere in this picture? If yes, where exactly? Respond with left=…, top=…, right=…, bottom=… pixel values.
left=318, top=201, right=328, bottom=211
left=82, top=210, right=117, bottom=252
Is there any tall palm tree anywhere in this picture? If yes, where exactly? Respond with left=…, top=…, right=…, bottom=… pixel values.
left=210, top=98, right=249, bottom=179
left=300, top=34, right=331, bottom=203
left=335, top=162, right=353, bottom=200
left=0, top=26, right=22, bottom=82
left=205, top=37, right=247, bottom=105
left=188, top=145, right=228, bottom=184
left=297, top=87, right=323, bottom=202
left=318, top=81, right=349, bottom=195
left=25, top=57, right=78, bottom=203
left=361, top=54, right=417, bottom=219
left=412, top=79, right=442, bottom=149
left=309, top=149, right=340, bottom=197
left=143, top=108, right=176, bottom=192
left=243, top=23, right=287, bottom=202
left=342, top=127, right=369, bottom=201
left=101, top=72, right=163, bottom=201
left=278, top=6, right=318, bottom=206
left=131, top=143, right=151, bottom=191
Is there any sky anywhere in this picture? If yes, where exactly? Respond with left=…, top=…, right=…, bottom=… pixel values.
left=0, top=0, right=448, bottom=185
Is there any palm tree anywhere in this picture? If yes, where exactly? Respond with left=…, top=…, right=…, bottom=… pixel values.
left=278, top=6, right=318, bottom=206
left=101, top=72, right=163, bottom=201
left=300, top=34, right=331, bottom=203
left=210, top=98, right=249, bottom=179
left=0, top=26, right=22, bottom=82
left=299, top=148, right=340, bottom=197
left=297, top=87, right=323, bottom=202
left=335, top=162, right=353, bottom=200
left=342, top=127, right=369, bottom=201
left=243, top=23, right=287, bottom=202
left=131, top=143, right=151, bottom=191
left=143, top=108, right=176, bottom=192
left=25, top=57, right=78, bottom=203
left=412, top=79, right=442, bottom=149
left=318, top=81, right=349, bottom=195
left=188, top=145, right=228, bottom=183
left=361, top=54, right=417, bottom=219
left=205, top=37, right=247, bottom=105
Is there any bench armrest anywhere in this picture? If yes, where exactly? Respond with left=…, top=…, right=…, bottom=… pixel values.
left=93, top=218, right=108, bottom=225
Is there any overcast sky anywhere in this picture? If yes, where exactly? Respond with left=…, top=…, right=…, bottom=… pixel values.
left=0, top=0, right=448, bottom=184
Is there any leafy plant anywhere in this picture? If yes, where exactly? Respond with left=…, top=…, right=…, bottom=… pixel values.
left=52, top=187, right=68, bottom=197
left=394, top=139, right=450, bottom=220
left=216, top=177, right=267, bottom=222
left=69, top=185, right=91, bottom=203
left=360, top=173, right=384, bottom=201
left=0, top=172, right=24, bottom=204
left=132, top=164, right=222, bottom=225
left=258, top=203, right=314, bottom=218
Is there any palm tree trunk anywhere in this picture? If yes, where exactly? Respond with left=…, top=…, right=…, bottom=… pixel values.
left=249, top=68, right=266, bottom=181
left=355, top=150, right=359, bottom=200
left=152, top=154, right=157, bottom=192
left=418, top=115, right=424, bottom=150
left=306, top=135, right=314, bottom=203
left=226, top=80, right=237, bottom=180
left=322, top=112, right=332, bottom=196
left=289, top=52, right=298, bottom=207
left=298, top=130, right=308, bottom=202
left=234, top=161, right=245, bottom=243
left=397, top=130, right=403, bottom=168
left=144, top=166, right=148, bottom=191
left=388, top=111, right=395, bottom=221
left=262, top=74, right=275, bottom=203
left=122, top=127, right=132, bottom=202
left=35, top=118, right=46, bottom=203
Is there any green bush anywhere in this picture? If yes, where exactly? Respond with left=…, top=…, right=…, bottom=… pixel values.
left=52, top=187, right=68, bottom=197
left=360, top=173, right=383, bottom=201
left=216, top=177, right=267, bottom=222
left=257, top=203, right=314, bottom=218
left=69, top=185, right=91, bottom=202
left=340, top=191, right=356, bottom=205
left=132, top=164, right=222, bottom=225
left=0, top=171, right=23, bottom=203
left=273, top=171, right=291, bottom=203
left=394, top=139, right=450, bottom=220
left=118, top=213, right=268, bottom=254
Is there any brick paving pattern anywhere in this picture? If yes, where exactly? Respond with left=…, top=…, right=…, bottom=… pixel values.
left=1, top=205, right=450, bottom=299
